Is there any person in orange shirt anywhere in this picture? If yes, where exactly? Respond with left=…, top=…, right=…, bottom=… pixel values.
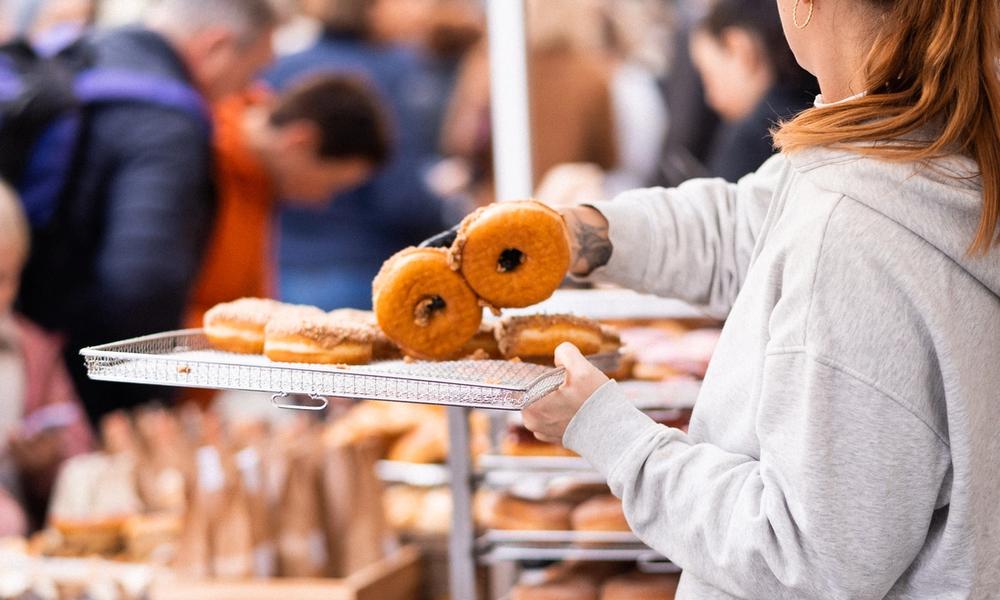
left=187, top=74, right=391, bottom=327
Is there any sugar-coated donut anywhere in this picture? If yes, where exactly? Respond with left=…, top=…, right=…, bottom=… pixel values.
left=373, top=247, right=483, bottom=359
left=449, top=200, right=570, bottom=308
left=571, top=495, right=630, bottom=532
left=204, top=297, right=284, bottom=354
left=496, top=314, right=604, bottom=362
left=600, top=572, right=680, bottom=600
left=264, top=310, right=374, bottom=365
left=329, top=308, right=401, bottom=360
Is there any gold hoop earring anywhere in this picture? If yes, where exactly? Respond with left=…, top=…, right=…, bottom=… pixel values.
left=793, top=0, right=814, bottom=29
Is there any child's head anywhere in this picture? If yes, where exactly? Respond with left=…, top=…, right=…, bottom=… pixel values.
left=0, top=182, right=28, bottom=317
left=247, top=74, right=392, bottom=201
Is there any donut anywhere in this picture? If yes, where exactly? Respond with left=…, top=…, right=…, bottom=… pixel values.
left=571, top=495, right=630, bottom=532
left=203, top=297, right=284, bottom=354
left=496, top=314, right=604, bottom=362
left=600, top=572, right=680, bottom=600
left=329, top=308, right=401, bottom=360
left=264, top=310, right=375, bottom=365
left=485, top=494, right=573, bottom=531
left=373, top=247, right=483, bottom=359
left=449, top=200, right=570, bottom=308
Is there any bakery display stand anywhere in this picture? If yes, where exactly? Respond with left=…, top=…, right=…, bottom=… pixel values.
left=441, top=294, right=708, bottom=600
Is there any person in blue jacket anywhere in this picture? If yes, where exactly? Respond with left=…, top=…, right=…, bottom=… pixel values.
left=267, top=0, right=455, bottom=311
left=16, top=0, right=278, bottom=425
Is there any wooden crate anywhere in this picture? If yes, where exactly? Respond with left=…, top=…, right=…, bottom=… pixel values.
left=149, top=546, right=422, bottom=600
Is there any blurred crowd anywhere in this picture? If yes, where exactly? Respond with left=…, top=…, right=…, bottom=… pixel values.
left=0, top=0, right=816, bottom=536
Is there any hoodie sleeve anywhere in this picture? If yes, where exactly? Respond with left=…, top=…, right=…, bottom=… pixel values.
left=563, top=357, right=950, bottom=600
left=585, top=154, right=786, bottom=319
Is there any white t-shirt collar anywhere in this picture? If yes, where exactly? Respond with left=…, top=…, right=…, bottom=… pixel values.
left=814, top=91, right=868, bottom=108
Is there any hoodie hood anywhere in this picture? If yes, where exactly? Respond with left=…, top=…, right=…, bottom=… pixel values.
left=788, top=147, right=1000, bottom=297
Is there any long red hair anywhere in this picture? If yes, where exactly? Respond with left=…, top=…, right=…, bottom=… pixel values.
left=774, top=0, right=1000, bottom=254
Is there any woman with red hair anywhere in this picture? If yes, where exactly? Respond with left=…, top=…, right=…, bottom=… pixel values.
left=520, top=0, right=1000, bottom=597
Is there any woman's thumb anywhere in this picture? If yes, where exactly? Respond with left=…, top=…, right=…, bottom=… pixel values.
left=554, top=342, right=587, bottom=376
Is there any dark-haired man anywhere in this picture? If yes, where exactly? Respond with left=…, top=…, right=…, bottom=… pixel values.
left=186, top=75, right=391, bottom=327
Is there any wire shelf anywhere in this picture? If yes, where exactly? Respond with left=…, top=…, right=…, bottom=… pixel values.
left=81, top=330, right=619, bottom=411
left=477, top=530, right=676, bottom=569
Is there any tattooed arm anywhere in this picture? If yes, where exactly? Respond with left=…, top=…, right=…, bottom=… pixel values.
left=556, top=155, right=785, bottom=316
left=561, top=206, right=614, bottom=277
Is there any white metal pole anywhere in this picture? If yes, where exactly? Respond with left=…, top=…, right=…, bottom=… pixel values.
left=486, top=0, right=534, bottom=200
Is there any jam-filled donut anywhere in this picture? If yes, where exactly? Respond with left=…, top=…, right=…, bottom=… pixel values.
left=449, top=200, right=570, bottom=308
left=203, top=297, right=284, bottom=354
left=496, top=314, right=603, bottom=362
left=373, top=247, right=483, bottom=359
left=264, top=310, right=374, bottom=365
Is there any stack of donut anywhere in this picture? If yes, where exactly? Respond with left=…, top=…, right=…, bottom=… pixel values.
left=373, top=200, right=573, bottom=359
left=203, top=298, right=394, bottom=366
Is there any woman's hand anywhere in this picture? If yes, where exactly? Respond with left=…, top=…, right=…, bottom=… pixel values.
left=522, top=343, right=609, bottom=444
left=560, top=206, right=613, bottom=277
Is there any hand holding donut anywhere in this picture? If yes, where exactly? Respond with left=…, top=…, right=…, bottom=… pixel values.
left=522, top=342, right=609, bottom=444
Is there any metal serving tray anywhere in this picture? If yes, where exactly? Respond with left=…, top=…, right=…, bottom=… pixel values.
left=80, top=330, right=619, bottom=411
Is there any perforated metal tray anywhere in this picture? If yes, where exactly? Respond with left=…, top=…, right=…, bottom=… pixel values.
left=81, top=330, right=619, bottom=411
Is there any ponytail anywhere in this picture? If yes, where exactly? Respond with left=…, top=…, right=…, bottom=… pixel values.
left=774, top=0, right=1000, bottom=255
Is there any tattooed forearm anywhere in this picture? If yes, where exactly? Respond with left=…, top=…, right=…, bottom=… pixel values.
left=562, top=206, right=613, bottom=277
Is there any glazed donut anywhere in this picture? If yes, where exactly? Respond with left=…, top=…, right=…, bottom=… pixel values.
left=264, top=310, right=374, bottom=365
left=496, top=314, right=604, bottom=362
left=329, top=308, right=402, bottom=360
left=204, top=297, right=284, bottom=354
left=600, top=573, right=680, bottom=600
left=449, top=200, right=570, bottom=308
left=373, top=247, right=483, bottom=359
left=570, top=495, right=630, bottom=532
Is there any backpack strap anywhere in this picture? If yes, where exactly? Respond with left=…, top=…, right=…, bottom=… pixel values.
left=19, top=115, right=80, bottom=227
left=73, top=68, right=212, bottom=133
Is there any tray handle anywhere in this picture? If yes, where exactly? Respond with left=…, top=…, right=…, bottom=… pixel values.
left=270, top=392, right=329, bottom=411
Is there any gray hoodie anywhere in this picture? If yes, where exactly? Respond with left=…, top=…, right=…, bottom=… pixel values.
left=563, top=147, right=1000, bottom=599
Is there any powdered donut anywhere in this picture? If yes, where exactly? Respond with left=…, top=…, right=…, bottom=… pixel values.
left=373, top=247, right=483, bottom=359
left=449, top=200, right=571, bottom=308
